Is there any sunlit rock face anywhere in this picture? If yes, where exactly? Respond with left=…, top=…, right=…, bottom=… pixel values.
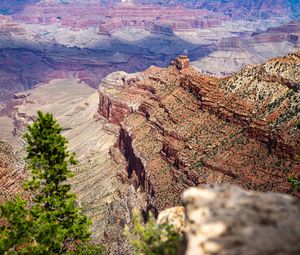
left=0, top=140, right=25, bottom=204
left=98, top=52, right=300, bottom=213
left=182, top=184, right=300, bottom=255
left=156, top=184, right=300, bottom=254
left=0, top=78, right=140, bottom=254
left=1, top=49, right=299, bottom=253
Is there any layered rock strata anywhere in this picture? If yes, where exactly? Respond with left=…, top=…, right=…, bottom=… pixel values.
left=1, top=0, right=299, bottom=103
left=99, top=52, right=300, bottom=213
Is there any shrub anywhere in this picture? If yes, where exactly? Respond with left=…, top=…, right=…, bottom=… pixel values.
left=288, top=176, right=300, bottom=192
left=125, top=210, right=183, bottom=255
left=288, top=121, right=300, bottom=192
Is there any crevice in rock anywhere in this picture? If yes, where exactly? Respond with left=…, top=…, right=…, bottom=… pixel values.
left=118, top=127, right=145, bottom=190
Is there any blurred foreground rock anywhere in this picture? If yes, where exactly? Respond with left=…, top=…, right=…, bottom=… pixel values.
left=157, top=206, right=186, bottom=234
left=158, top=184, right=300, bottom=255
left=183, top=184, right=300, bottom=255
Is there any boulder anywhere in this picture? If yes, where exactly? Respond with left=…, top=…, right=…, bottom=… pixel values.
left=182, top=184, right=300, bottom=255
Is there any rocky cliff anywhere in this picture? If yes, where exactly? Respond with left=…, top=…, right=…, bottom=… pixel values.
left=136, top=0, right=300, bottom=19
left=2, top=52, right=300, bottom=253
left=99, top=52, right=300, bottom=213
left=0, top=78, right=143, bottom=254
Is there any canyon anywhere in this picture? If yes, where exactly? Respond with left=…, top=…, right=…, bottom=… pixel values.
left=98, top=52, right=300, bottom=212
left=1, top=51, right=299, bottom=253
left=0, top=0, right=299, bottom=104
left=0, top=1, right=300, bottom=253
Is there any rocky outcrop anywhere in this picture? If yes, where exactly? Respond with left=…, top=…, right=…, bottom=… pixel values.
left=99, top=52, right=300, bottom=214
left=98, top=71, right=144, bottom=125
left=156, top=184, right=300, bottom=254
left=182, top=184, right=300, bottom=255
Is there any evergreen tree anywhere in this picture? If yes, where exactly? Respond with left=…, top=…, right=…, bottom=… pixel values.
left=0, top=111, right=99, bottom=254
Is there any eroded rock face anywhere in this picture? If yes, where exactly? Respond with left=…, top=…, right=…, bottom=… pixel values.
left=136, top=0, right=298, bottom=19
left=0, top=140, right=25, bottom=203
left=99, top=52, right=300, bottom=215
left=0, top=79, right=138, bottom=254
left=182, top=184, right=300, bottom=255
left=98, top=71, right=143, bottom=125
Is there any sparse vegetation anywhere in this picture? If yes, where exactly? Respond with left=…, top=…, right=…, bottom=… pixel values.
left=125, top=210, right=183, bottom=255
left=288, top=120, right=300, bottom=192
left=0, top=111, right=105, bottom=255
left=288, top=176, right=300, bottom=192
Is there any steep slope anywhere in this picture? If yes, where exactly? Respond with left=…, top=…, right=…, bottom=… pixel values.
left=1, top=78, right=143, bottom=253
left=1, top=51, right=299, bottom=253
left=99, top=52, right=300, bottom=213
left=0, top=140, right=25, bottom=203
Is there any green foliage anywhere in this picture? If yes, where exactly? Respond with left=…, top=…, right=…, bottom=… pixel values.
left=66, top=244, right=106, bottom=255
left=0, top=111, right=104, bottom=255
left=125, top=211, right=183, bottom=255
left=288, top=176, right=300, bottom=192
left=0, top=196, right=36, bottom=254
left=288, top=121, right=300, bottom=192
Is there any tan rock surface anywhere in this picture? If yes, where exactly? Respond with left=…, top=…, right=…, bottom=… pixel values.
left=0, top=79, right=140, bottom=253
left=157, top=206, right=185, bottom=234
left=183, top=184, right=300, bottom=255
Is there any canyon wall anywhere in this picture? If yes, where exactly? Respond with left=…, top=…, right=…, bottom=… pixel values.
left=0, top=0, right=299, bottom=103
left=98, top=52, right=300, bottom=213
left=136, top=0, right=300, bottom=19
left=2, top=51, right=299, bottom=253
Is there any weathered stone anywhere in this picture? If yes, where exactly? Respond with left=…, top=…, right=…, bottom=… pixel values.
left=173, top=56, right=190, bottom=70
left=183, top=184, right=300, bottom=255
left=157, top=206, right=185, bottom=233
left=0, top=140, right=26, bottom=203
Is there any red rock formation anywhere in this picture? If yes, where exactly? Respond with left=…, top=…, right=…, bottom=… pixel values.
left=99, top=52, right=300, bottom=212
left=99, top=94, right=133, bottom=125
